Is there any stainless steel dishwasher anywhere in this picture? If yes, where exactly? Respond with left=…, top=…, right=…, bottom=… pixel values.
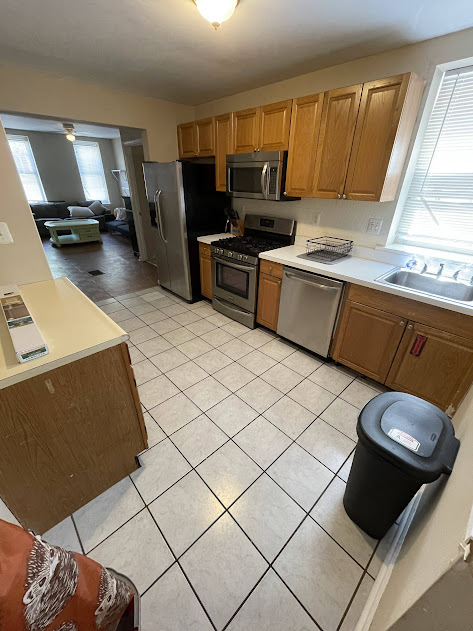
left=277, top=267, right=344, bottom=357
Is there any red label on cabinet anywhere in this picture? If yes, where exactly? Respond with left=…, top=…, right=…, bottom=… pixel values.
left=410, top=334, right=427, bottom=357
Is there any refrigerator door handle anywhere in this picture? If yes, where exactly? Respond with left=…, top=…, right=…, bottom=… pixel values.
left=155, top=189, right=167, bottom=243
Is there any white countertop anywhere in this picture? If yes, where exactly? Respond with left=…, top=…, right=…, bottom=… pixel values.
left=198, top=233, right=233, bottom=245
left=0, top=277, right=127, bottom=389
left=260, top=245, right=473, bottom=316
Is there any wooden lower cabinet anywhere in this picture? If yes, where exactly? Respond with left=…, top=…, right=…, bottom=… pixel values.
left=332, top=300, right=406, bottom=382
left=199, top=242, right=212, bottom=299
left=256, top=271, right=282, bottom=331
left=332, top=284, right=473, bottom=414
left=386, top=322, right=473, bottom=414
left=0, top=343, right=147, bottom=533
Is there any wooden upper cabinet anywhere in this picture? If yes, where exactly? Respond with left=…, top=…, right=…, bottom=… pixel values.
left=345, top=72, right=424, bottom=201
left=215, top=112, right=234, bottom=192
left=177, top=121, right=196, bottom=158
left=259, top=100, right=292, bottom=151
left=312, top=85, right=362, bottom=199
left=233, top=107, right=260, bottom=153
left=332, top=300, right=406, bottom=382
left=196, top=117, right=215, bottom=157
left=285, top=93, right=324, bottom=197
left=386, top=322, right=473, bottom=414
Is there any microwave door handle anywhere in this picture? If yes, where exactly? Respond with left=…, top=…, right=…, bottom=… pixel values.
left=227, top=166, right=233, bottom=194
left=261, top=163, right=268, bottom=199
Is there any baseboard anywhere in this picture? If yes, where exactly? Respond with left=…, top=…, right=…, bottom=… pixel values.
left=354, top=489, right=425, bottom=631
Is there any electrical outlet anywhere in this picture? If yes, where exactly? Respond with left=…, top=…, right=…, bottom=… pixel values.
left=0, top=222, right=13, bottom=244
left=366, top=218, right=383, bottom=235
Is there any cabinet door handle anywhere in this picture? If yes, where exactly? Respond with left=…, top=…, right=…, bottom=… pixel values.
left=407, top=324, right=413, bottom=329
left=342, top=194, right=346, bottom=199
left=399, top=321, right=405, bottom=326
left=337, top=194, right=341, bottom=199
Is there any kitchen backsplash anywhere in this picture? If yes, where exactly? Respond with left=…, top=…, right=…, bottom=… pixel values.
left=232, top=197, right=398, bottom=249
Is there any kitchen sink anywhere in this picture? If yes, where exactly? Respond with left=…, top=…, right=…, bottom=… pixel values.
left=376, top=269, right=473, bottom=303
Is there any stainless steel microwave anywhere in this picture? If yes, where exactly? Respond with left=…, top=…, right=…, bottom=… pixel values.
left=226, top=151, right=297, bottom=201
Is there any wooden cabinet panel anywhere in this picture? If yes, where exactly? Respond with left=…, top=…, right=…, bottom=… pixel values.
left=199, top=243, right=212, bottom=299
left=312, top=85, right=362, bottom=199
left=259, top=259, right=283, bottom=279
left=196, top=117, right=215, bottom=156
left=345, top=73, right=424, bottom=201
left=332, top=300, right=406, bottom=382
left=256, top=272, right=282, bottom=331
left=259, top=100, right=292, bottom=151
left=386, top=322, right=473, bottom=414
left=215, top=112, right=234, bottom=192
left=233, top=107, right=260, bottom=153
left=0, top=343, right=146, bottom=533
left=177, top=121, right=196, bottom=158
left=285, top=93, right=324, bottom=197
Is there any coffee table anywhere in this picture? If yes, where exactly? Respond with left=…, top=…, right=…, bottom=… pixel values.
left=44, top=219, right=102, bottom=247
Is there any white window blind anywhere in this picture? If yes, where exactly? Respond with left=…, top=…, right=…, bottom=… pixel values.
left=396, top=66, right=473, bottom=254
left=73, top=141, right=110, bottom=203
left=7, top=135, right=46, bottom=203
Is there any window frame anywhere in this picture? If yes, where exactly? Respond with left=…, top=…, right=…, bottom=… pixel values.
left=72, top=140, right=110, bottom=204
left=390, top=59, right=473, bottom=256
left=6, top=134, right=47, bottom=203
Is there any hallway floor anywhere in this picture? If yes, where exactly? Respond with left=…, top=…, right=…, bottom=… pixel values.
left=0, top=282, right=399, bottom=631
left=42, top=232, right=157, bottom=301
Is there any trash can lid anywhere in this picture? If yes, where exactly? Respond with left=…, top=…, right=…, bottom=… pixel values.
left=357, top=392, right=460, bottom=482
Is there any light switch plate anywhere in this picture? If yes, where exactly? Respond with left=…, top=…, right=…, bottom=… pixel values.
left=0, top=222, right=13, bottom=244
left=367, top=218, right=383, bottom=235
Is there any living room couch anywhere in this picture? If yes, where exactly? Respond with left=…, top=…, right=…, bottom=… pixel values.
left=30, top=201, right=114, bottom=237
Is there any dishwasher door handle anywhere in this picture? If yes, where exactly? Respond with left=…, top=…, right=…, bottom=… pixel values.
left=284, top=271, right=339, bottom=290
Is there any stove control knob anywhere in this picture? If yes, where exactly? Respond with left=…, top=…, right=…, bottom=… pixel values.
left=237, top=254, right=243, bottom=261
left=228, top=251, right=233, bottom=257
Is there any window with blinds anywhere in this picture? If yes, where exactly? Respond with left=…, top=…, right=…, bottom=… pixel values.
left=73, top=141, right=110, bottom=203
left=396, top=66, right=473, bottom=254
left=7, top=135, right=46, bottom=203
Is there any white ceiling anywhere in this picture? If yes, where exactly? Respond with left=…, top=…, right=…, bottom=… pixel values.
left=0, top=114, right=121, bottom=138
left=0, top=0, right=472, bottom=105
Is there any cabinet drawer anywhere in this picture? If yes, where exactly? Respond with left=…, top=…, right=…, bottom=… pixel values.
left=260, top=260, right=283, bottom=278
left=199, top=242, right=211, bottom=257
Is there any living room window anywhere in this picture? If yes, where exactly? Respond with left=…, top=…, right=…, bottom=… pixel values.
left=395, top=65, right=473, bottom=254
left=73, top=140, right=110, bottom=204
left=7, top=135, right=46, bottom=203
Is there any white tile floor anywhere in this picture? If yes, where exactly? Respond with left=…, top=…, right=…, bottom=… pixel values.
left=1, top=285, right=400, bottom=631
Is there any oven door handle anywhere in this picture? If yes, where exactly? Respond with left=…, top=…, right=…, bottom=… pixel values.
left=261, top=163, right=268, bottom=199
left=212, top=254, right=255, bottom=272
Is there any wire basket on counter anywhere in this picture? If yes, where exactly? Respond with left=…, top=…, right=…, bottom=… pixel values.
left=305, top=236, right=353, bottom=263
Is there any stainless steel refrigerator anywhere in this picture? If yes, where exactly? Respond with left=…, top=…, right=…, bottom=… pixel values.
left=142, top=160, right=227, bottom=301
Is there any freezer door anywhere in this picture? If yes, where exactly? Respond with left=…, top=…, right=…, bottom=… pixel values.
left=142, top=162, right=171, bottom=290
left=157, top=162, right=192, bottom=301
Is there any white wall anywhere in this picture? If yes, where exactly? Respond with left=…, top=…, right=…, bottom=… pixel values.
left=0, top=126, right=51, bottom=285
left=369, top=382, right=473, bottom=629
left=5, top=129, right=123, bottom=207
left=195, top=27, right=473, bottom=248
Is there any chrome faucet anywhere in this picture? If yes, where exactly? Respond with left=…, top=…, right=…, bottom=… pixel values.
left=453, top=269, right=462, bottom=281
left=436, top=263, right=445, bottom=278
left=420, top=263, right=428, bottom=274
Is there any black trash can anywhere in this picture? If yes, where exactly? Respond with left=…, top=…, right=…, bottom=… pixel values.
left=343, top=391, right=460, bottom=539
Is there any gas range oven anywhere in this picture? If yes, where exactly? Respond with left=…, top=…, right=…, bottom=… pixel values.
left=211, top=215, right=296, bottom=328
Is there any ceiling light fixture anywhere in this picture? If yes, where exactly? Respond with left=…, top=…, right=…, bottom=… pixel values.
left=193, top=0, right=239, bottom=30
left=63, top=123, right=76, bottom=142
